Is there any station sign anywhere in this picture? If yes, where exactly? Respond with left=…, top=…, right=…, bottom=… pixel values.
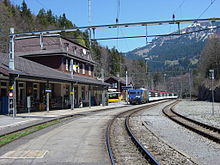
left=45, top=89, right=52, bottom=93
left=121, top=86, right=133, bottom=90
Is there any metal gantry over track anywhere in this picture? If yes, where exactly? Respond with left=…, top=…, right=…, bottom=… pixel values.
left=8, top=17, right=220, bottom=117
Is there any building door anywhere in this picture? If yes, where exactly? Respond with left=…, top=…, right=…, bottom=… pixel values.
left=0, top=81, right=8, bottom=114
left=18, top=82, right=26, bottom=113
left=74, top=86, right=78, bottom=107
left=33, top=83, right=40, bottom=111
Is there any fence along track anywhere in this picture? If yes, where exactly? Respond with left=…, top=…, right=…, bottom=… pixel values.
left=106, top=103, right=161, bottom=165
left=162, top=100, right=220, bottom=144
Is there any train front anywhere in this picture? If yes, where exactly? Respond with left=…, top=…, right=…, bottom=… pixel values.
left=128, top=90, right=142, bottom=104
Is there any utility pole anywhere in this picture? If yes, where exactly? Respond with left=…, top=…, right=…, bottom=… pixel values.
left=101, top=69, right=105, bottom=106
left=70, top=83, right=75, bottom=110
left=70, top=59, right=75, bottom=110
left=89, top=85, right=91, bottom=108
left=88, top=0, right=92, bottom=47
left=209, top=69, right=215, bottom=115
left=8, top=27, right=16, bottom=118
left=88, top=0, right=92, bottom=25
left=125, top=71, right=128, bottom=104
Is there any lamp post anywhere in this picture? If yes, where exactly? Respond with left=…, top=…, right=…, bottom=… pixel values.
left=144, top=58, right=149, bottom=73
left=125, top=71, right=128, bottom=104
left=209, top=69, right=215, bottom=115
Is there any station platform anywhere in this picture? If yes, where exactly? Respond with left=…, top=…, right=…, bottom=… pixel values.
left=0, top=102, right=129, bottom=136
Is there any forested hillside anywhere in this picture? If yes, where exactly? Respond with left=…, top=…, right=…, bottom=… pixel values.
left=0, top=0, right=147, bottom=86
left=124, top=22, right=220, bottom=74
left=194, top=35, right=220, bottom=101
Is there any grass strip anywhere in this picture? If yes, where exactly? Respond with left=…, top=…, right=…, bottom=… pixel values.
left=0, top=119, right=60, bottom=147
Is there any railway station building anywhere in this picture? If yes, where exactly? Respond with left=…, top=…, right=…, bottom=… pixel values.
left=104, top=76, right=133, bottom=100
left=0, top=35, right=109, bottom=114
left=104, top=76, right=133, bottom=92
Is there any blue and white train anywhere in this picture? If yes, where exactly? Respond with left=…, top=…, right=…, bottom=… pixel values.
left=128, top=89, right=178, bottom=104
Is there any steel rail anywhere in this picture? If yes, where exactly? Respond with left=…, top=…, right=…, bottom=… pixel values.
left=125, top=109, right=160, bottom=165
left=162, top=101, right=220, bottom=144
left=106, top=102, right=163, bottom=165
left=106, top=117, right=116, bottom=165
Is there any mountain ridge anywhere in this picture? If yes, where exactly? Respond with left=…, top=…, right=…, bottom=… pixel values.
left=123, top=21, right=220, bottom=72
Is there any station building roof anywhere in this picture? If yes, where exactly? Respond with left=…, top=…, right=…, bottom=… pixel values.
left=0, top=53, right=109, bottom=86
left=104, top=76, right=133, bottom=85
left=15, top=36, right=96, bottom=65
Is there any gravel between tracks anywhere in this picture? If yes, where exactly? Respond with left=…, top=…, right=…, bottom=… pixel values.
left=129, top=106, right=196, bottom=165
left=110, top=115, right=149, bottom=165
left=141, top=100, right=220, bottom=165
left=174, top=100, right=220, bottom=129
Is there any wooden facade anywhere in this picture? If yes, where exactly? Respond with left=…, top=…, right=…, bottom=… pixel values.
left=0, top=36, right=109, bottom=114
left=15, top=36, right=95, bottom=77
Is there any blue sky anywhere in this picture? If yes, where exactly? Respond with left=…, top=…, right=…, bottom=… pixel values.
left=11, top=0, right=220, bottom=52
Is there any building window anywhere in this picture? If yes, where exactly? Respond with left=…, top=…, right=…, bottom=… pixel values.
left=83, top=49, right=86, bottom=55
left=33, top=83, right=39, bottom=101
left=64, top=43, right=69, bottom=52
left=70, top=59, right=73, bottom=72
left=73, top=46, right=77, bottom=56
left=81, top=87, right=85, bottom=100
left=66, top=59, right=69, bottom=71
left=0, top=80, right=7, bottom=97
left=77, top=62, right=80, bottom=73
left=82, top=63, right=85, bottom=74
left=1, top=82, right=7, bottom=87
left=80, top=49, right=84, bottom=56
left=74, top=62, right=80, bottom=73
left=88, top=65, right=91, bottom=76
left=112, top=83, right=117, bottom=88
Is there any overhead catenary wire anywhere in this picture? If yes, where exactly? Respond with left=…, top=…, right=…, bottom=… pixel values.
left=119, top=28, right=131, bottom=52
left=14, top=24, right=219, bottom=42
left=34, top=0, right=48, bottom=10
left=173, top=0, right=186, bottom=14
left=115, top=0, right=121, bottom=75
left=91, top=25, right=220, bottom=41
left=197, top=0, right=217, bottom=19
left=116, top=0, right=120, bottom=24
left=88, top=0, right=92, bottom=25
left=12, top=18, right=220, bottom=37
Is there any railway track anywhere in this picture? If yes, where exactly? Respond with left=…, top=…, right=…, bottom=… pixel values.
left=163, top=100, right=220, bottom=144
left=106, top=103, right=160, bottom=165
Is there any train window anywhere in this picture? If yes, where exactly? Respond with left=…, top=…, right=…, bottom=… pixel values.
left=128, top=91, right=142, bottom=95
left=151, top=92, right=155, bottom=97
left=129, top=91, right=136, bottom=95
left=108, top=93, right=119, bottom=99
